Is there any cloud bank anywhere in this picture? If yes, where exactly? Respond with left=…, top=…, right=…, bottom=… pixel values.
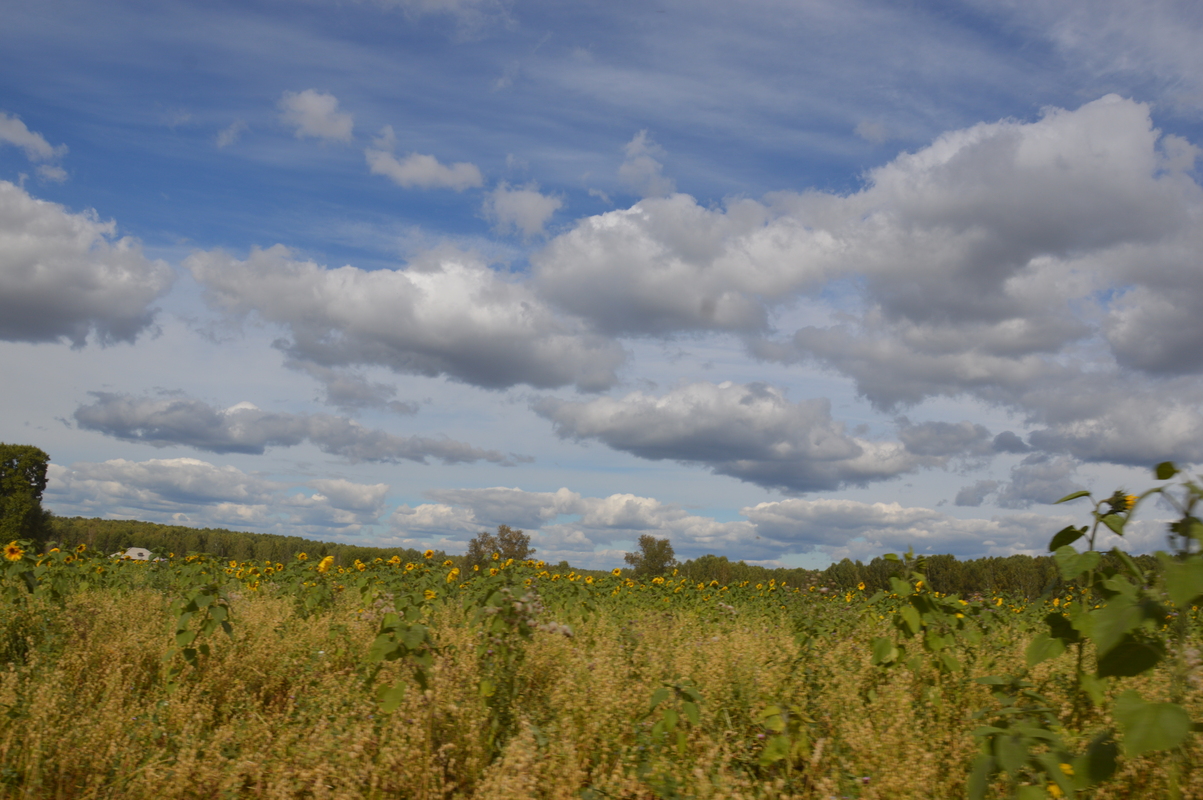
left=74, top=392, right=515, bottom=465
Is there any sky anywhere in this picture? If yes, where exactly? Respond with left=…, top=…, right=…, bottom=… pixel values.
left=3, top=0, right=1203, bottom=569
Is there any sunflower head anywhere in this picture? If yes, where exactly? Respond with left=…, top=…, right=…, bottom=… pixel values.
left=4, top=542, right=24, bottom=562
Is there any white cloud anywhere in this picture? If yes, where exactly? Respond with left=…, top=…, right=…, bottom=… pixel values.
left=278, top=90, right=354, bottom=143
left=618, top=130, right=675, bottom=199
left=36, top=164, right=67, bottom=183
left=742, top=497, right=1074, bottom=561
left=185, top=244, right=625, bottom=391
left=0, top=181, right=173, bottom=346
left=383, top=484, right=1107, bottom=566
left=0, top=111, right=66, bottom=162
left=534, top=381, right=920, bottom=493
left=534, top=95, right=1203, bottom=470
left=366, top=127, right=483, bottom=190
left=995, top=454, right=1086, bottom=508
left=215, top=120, right=248, bottom=148
left=483, top=182, right=562, bottom=238
left=45, top=458, right=389, bottom=537
left=284, top=357, right=417, bottom=415
left=73, top=391, right=514, bottom=465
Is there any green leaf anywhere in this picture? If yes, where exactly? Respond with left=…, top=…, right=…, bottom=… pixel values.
left=1092, top=598, right=1142, bottom=656
left=1074, top=731, right=1117, bottom=787
left=900, top=605, right=921, bottom=636
left=995, top=734, right=1028, bottom=774
left=1164, top=559, right=1203, bottom=606
left=871, top=636, right=898, bottom=665
left=967, top=754, right=994, bottom=800
left=1054, top=546, right=1101, bottom=581
left=175, top=629, right=197, bottom=647
left=1079, top=673, right=1108, bottom=707
left=1043, top=611, right=1080, bottom=644
left=1014, top=786, right=1047, bottom=800
left=682, top=701, right=700, bottom=726
left=940, top=652, right=962, bottom=673
left=649, top=687, right=669, bottom=712
left=1114, top=691, right=1191, bottom=756
left=1097, top=635, right=1164, bottom=678
left=1026, top=633, right=1067, bottom=667
left=662, top=707, right=679, bottom=732
left=889, top=576, right=913, bottom=597
left=1155, top=462, right=1179, bottom=480
left=1048, top=525, right=1086, bottom=551
left=759, top=734, right=789, bottom=767
left=376, top=682, right=407, bottom=713
left=1102, top=514, right=1126, bottom=535
left=479, top=677, right=495, bottom=698
left=400, top=625, right=427, bottom=651
left=1054, top=490, right=1091, bottom=504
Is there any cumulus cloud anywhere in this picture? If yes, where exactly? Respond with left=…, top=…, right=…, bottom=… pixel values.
left=388, top=485, right=754, bottom=566
left=185, top=244, right=624, bottom=391
left=619, top=130, right=675, bottom=198
left=45, top=457, right=389, bottom=536
left=743, top=497, right=1074, bottom=561
left=0, top=111, right=67, bottom=163
left=285, top=358, right=418, bottom=415
left=279, top=90, right=354, bottom=143
left=383, top=483, right=1093, bottom=566
left=483, top=182, right=562, bottom=238
left=73, top=391, right=514, bottom=465
left=534, top=95, right=1203, bottom=469
left=955, top=480, right=1000, bottom=507
left=897, top=418, right=993, bottom=458
left=366, top=127, right=483, bottom=190
left=0, top=181, right=173, bottom=346
left=995, top=453, right=1086, bottom=508
left=534, top=381, right=920, bottom=494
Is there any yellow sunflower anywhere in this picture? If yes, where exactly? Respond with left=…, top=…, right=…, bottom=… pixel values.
left=4, top=542, right=23, bottom=561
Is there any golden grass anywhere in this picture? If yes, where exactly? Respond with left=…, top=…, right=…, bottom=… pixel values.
left=0, top=589, right=1197, bottom=799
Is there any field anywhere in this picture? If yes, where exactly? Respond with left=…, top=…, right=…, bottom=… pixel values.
left=1, top=524, right=1201, bottom=800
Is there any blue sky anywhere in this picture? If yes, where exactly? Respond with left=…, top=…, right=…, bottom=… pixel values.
left=3, top=0, right=1203, bottom=567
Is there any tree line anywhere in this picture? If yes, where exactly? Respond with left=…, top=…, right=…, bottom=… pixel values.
left=2, top=442, right=1161, bottom=597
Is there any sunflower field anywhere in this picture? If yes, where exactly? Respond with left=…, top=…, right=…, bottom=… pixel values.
left=0, top=465, right=1201, bottom=800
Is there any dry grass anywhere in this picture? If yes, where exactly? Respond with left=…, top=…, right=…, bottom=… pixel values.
left=0, top=589, right=1197, bottom=800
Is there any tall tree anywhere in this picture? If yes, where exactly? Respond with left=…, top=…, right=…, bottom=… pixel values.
left=465, top=524, right=534, bottom=568
left=0, top=444, right=51, bottom=547
left=624, top=534, right=677, bottom=577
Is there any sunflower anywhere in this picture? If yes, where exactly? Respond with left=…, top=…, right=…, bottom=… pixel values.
left=611, top=567, right=621, bottom=577
left=442, top=559, right=454, bottom=567
left=489, top=567, right=500, bottom=576
left=4, top=542, right=23, bottom=561
left=297, top=552, right=308, bottom=561
left=423, top=549, right=434, bottom=559
left=317, top=555, right=335, bottom=573
left=424, top=589, right=437, bottom=600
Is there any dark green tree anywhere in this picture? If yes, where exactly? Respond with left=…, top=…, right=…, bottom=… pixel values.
left=0, top=444, right=52, bottom=548
left=624, top=534, right=677, bottom=577
left=465, top=524, right=534, bottom=568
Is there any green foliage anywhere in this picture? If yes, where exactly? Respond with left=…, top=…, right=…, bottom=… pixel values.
left=464, top=524, right=534, bottom=569
left=624, top=534, right=677, bottom=577
left=0, top=444, right=51, bottom=548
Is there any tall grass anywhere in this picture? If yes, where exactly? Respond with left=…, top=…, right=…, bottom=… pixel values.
left=0, top=585, right=1197, bottom=799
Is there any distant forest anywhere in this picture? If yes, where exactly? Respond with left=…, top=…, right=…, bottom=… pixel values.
left=45, top=515, right=1157, bottom=599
